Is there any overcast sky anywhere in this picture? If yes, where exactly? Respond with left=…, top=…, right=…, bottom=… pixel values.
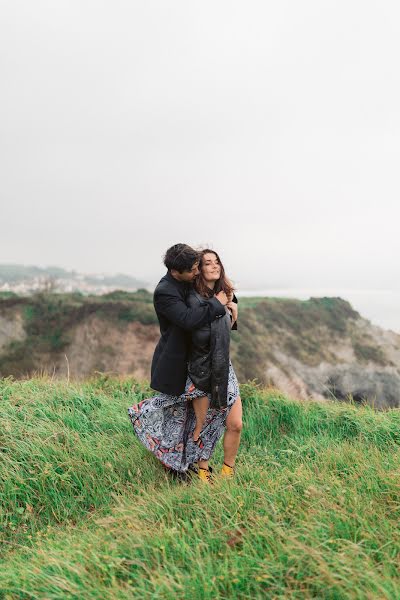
left=1, top=1, right=399, bottom=289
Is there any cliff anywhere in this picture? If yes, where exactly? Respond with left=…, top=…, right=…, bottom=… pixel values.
left=231, top=297, right=400, bottom=408
left=0, top=291, right=399, bottom=408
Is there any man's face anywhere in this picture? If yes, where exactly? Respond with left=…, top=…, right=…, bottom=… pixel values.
left=172, top=262, right=199, bottom=282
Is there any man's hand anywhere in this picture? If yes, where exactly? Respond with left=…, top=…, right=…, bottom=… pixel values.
left=215, top=290, right=228, bottom=305
left=226, top=278, right=234, bottom=302
left=227, top=301, right=238, bottom=324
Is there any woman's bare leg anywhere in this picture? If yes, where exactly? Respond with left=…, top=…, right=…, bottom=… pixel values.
left=192, top=396, right=209, bottom=441
left=223, top=396, right=243, bottom=467
left=192, top=396, right=210, bottom=473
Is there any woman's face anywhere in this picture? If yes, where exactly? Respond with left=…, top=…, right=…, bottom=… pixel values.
left=201, top=252, right=221, bottom=282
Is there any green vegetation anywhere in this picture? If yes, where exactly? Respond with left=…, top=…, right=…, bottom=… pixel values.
left=353, top=341, right=389, bottom=365
left=0, top=292, right=394, bottom=391
left=0, top=291, right=156, bottom=378
left=237, top=296, right=359, bottom=330
left=253, top=297, right=359, bottom=335
left=231, top=297, right=363, bottom=378
left=1, top=376, right=399, bottom=598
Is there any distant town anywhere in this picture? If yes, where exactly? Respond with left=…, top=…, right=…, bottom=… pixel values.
left=0, top=264, right=149, bottom=296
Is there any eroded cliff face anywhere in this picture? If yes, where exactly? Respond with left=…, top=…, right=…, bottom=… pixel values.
left=57, top=315, right=159, bottom=380
left=230, top=299, right=400, bottom=409
left=260, top=321, right=400, bottom=409
left=0, top=310, right=26, bottom=354
left=9, top=316, right=160, bottom=381
left=1, top=295, right=399, bottom=408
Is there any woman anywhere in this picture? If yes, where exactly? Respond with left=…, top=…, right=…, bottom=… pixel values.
left=128, top=249, right=242, bottom=483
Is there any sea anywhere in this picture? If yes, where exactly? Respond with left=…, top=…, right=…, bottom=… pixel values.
left=236, top=289, right=400, bottom=335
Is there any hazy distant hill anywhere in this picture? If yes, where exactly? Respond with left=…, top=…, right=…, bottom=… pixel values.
left=1, top=291, right=399, bottom=408
left=0, top=264, right=148, bottom=295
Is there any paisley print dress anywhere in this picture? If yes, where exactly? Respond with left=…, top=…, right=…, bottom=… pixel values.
left=128, top=362, right=239, bottom=472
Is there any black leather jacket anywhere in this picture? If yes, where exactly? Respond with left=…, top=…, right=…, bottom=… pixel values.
left=151, top=272, right=226, bottom=396
left=187, top=290, right=236, bottom=409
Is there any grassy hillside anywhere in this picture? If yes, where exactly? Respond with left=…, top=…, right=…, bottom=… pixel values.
left=1, top=376, right=399, bottom=599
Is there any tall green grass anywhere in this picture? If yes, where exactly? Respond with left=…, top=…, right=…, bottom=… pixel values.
left=0, top=376, right=399, bottom=599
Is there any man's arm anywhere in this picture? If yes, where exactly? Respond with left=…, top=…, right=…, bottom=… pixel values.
left=155, top=290, right=227, bottom=331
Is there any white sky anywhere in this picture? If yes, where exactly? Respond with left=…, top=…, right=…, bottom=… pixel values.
left=1, top=1, right=399, bottom=289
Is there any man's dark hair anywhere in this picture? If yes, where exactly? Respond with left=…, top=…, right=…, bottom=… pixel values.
left=163, top=243, right=199, bottom=273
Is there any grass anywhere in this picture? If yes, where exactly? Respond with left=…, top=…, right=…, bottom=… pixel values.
left=0, top=376, right=399, bottom=599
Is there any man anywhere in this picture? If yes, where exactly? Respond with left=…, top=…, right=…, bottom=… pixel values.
left=151, top=243, right=228, bottom=396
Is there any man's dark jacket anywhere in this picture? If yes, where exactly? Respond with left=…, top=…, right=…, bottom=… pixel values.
left=150, top=272, right=227, bottom=396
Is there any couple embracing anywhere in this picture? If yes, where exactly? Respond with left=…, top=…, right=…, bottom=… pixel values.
left=128, top=243, right=242, bottom=483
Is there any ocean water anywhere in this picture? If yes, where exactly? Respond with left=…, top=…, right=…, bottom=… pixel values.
left=237, top=289, right=400, bottom=335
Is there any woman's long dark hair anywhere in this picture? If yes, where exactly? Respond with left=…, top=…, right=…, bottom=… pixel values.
left=194, top=249, right=235, bottom=298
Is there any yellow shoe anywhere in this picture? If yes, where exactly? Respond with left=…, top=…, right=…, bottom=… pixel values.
left=198, top=467, right=212, bottom=483
left=221, top=463, right=234, bottom=478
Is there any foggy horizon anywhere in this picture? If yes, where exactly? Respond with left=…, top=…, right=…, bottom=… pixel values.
left=1, top=259, right=400, bottom=295
left=1, top=1, right=399, bottom=291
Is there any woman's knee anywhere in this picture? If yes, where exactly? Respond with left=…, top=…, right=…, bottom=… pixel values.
left=226, top=418, right=243, bottom=434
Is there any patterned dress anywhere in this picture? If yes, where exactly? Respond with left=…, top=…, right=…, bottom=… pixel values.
left=128, top=362, right=239, bottom=472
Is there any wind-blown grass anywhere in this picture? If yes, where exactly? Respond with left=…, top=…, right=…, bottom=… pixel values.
left=0, top=376, right=399, bottom=599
